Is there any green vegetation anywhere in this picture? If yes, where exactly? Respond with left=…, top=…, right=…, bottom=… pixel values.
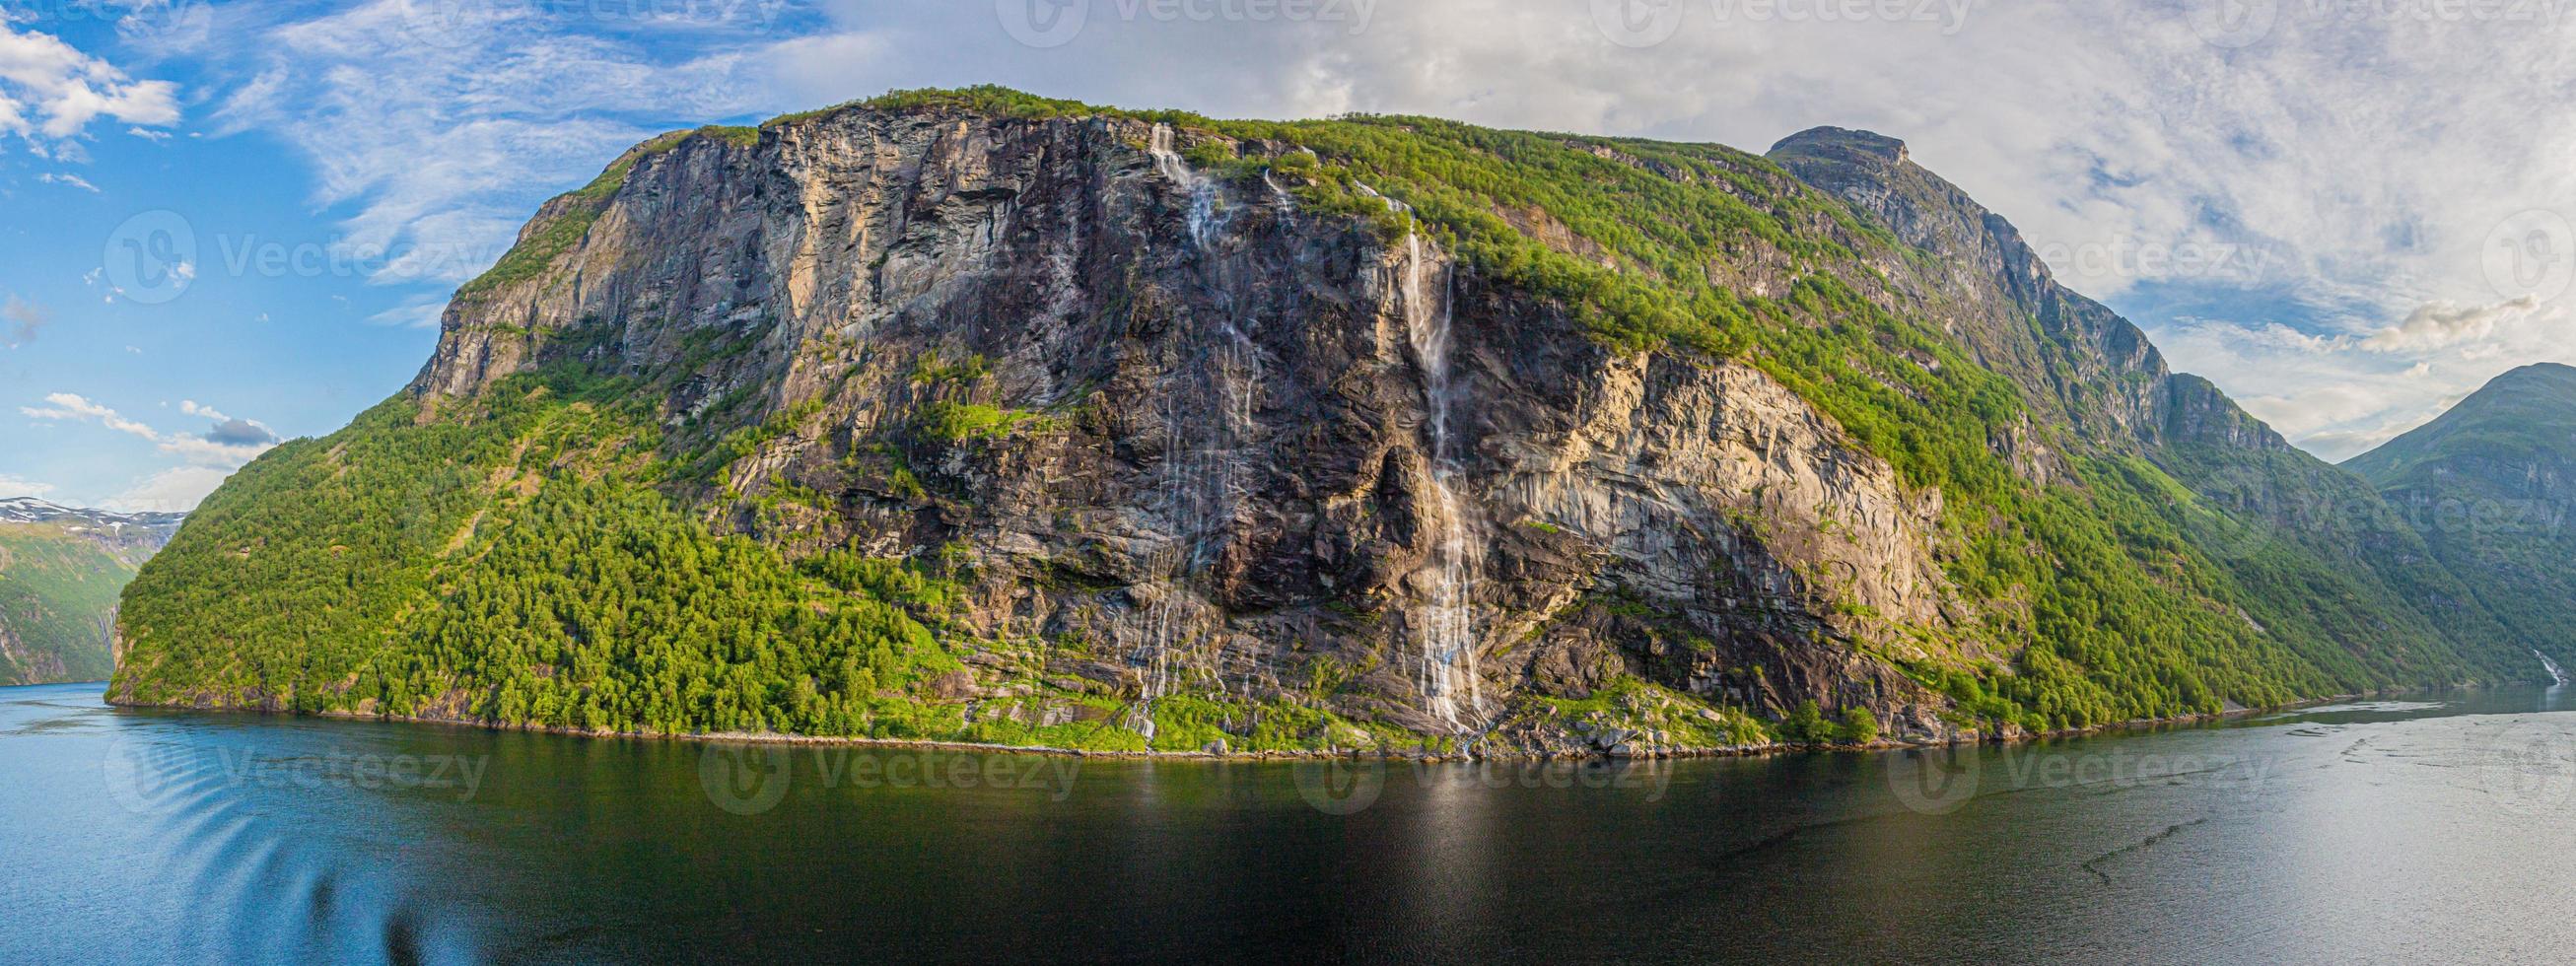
left=2348, top=364, right=2576, bottom=665
left=454, top=157, right=637, bottom=297
left=1034, top=98, right=2498, bottom=730
left=117, top=88, right=2544, bottom=752
left=1838, top=707, right=1880, bottom=744
left=0, top=524, right=138, bottom=684
left=917, top=401, right=1050, bottom=443
left=112, top=373, right=971, bottom=738
left=1524, top=677, right=1774, bottom=748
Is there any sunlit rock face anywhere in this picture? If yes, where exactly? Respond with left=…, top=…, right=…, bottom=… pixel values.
left=124, top=98, right=2542, bottom=756
left=407, top=105, right=1972, bottom=746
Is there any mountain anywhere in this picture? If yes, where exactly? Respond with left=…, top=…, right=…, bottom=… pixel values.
left=1768, top=130, right=2521, bottom=691
left=106, top=88, right=2542, bottom=756
left=0, top=497, right=185, bottom=537
left=2347, top=363, right=2576, bottom=666
left=0, top=501, right=182, bottom=685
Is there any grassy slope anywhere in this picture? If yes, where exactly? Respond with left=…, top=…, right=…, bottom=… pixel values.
left=2346, top=364, right=2576, bottom=661
left=0, top=523, right=138, bottom=684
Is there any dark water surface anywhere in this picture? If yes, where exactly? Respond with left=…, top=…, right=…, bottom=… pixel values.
left=8, top=682, right=2576, bottom=963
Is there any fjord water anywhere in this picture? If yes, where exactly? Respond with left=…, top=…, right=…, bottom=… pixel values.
left=10, top=684, right=2576, bottom=963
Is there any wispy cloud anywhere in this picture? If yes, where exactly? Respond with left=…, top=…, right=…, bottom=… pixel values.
left=0, top=475, right=54, bottom=499
left=23, top=391, right=276, bottom=467
left=104, top=465, right=229, bottom=514
left=35, top=171, right=97, bottom=191
left=207, top=0, right=783, bottom=288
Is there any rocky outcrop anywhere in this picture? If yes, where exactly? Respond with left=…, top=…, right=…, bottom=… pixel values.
left=405, top=108, right=1979, bottom=744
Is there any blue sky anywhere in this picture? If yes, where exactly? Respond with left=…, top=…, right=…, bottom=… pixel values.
left=6, top=0, right=2573, bottom=509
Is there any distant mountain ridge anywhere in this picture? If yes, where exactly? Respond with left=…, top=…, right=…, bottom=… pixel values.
left=2347, top=363, right=2576, bottom=664
left=0, top=500, right=183, bottom=685
left=0, top=497, right=187, bottom=543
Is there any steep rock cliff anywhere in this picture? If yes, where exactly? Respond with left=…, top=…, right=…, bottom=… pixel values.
left=109, top=89, right=2542, bottom=755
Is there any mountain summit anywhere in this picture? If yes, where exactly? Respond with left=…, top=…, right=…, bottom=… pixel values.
left=2348, top=363, right=2576, bottom=657
left=106, top=88, right=2546, bottom=755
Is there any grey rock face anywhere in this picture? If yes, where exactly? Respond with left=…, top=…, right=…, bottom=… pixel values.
left=413, top=109, right=1975, bottom=745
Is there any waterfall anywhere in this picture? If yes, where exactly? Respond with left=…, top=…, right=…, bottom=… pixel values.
left=1130, top=124, right=1265, bottom=723
left=1149, top=124, right=1219, bottom=248
left=1400, top=230, right=1485, bottom=731
left=2541, top=651, right=2568, bottom=687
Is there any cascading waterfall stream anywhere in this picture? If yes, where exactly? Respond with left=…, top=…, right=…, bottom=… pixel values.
left=2540, top=651, right=2568, bottom=687
left=1400, top=229, right=1487, bottom=732
left=1131, top=125, right=1266, bottom=729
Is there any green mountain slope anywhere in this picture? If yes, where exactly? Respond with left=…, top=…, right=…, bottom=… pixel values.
left=109, top=88, right=2541, bottom=754
left=1768, top=131, right=2526, bottom=693
left=2347, top=363, right=2576, bottom=664
left=0, top=523, right=150, bottom=684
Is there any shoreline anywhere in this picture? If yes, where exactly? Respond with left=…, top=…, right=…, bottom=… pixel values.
left=89, top=686, right=2436, bottom=763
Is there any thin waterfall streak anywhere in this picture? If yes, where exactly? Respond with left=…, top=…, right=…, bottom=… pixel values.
left=1401, top=230, right=1483, bottom=732
left=1133, top=123, right=1265, bottom=717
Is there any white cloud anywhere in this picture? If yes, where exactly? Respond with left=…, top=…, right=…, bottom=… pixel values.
left=25, top=391, right=160, bottom=440
left=2358, top=297, right=2545, bottom=354
left=152, top=1, right=2576, bottom=460
left=0, top=19, right=180, bottom=145
left=104, top=465, right=233, bottom=514
left=365, top=299, right=447, bottom=329
left=0, top=475, right=54, bottom=499
left=209, top=0, right=776, bottom=287
left=22, top=391, right=275, bottom=467
left=36, top=172, right=97, bottom=191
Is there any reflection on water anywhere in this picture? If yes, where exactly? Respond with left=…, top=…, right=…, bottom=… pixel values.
left=8, top=682, right=2576, bottom=963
